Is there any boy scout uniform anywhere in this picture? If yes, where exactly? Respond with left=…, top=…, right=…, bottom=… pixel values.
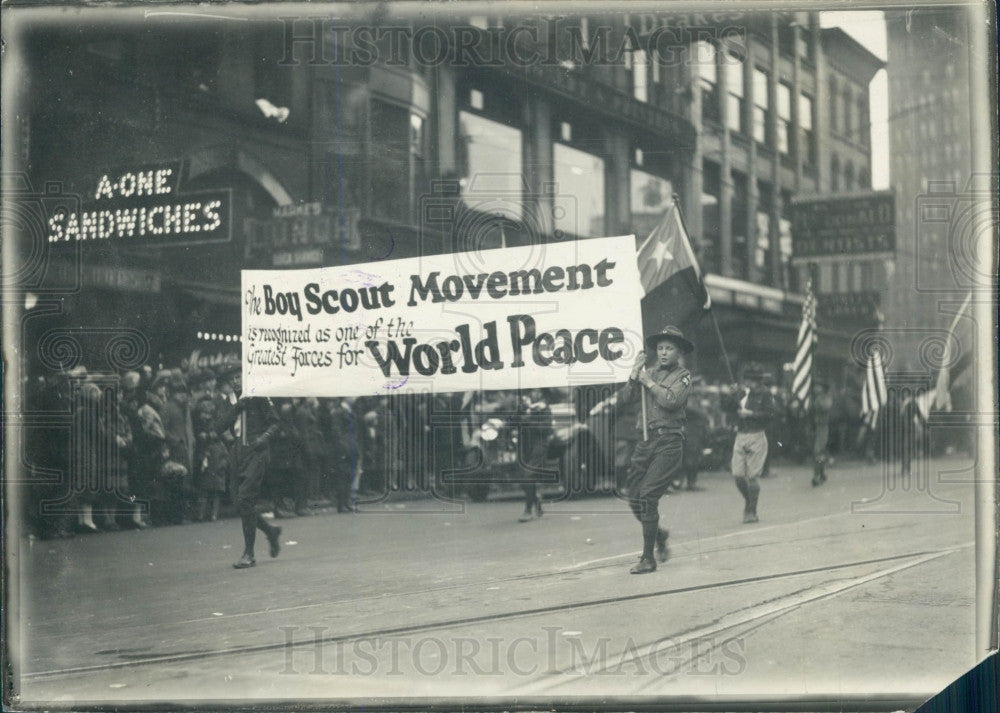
left=619, top=363, right=692, bottom=522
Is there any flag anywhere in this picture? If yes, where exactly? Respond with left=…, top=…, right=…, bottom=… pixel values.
left=861, top=348, right=888, bottom=428
left=791, top=279, right=816, bottom=409
left=916, top=292, right=972, bottom=420
left=637, top=198, right=711, bottom=337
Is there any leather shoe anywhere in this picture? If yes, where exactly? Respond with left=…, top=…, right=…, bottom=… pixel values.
left=630, top=557, right=657, bottom=574
left=743, top=512, right=759, bottom=523
left=233, top=555, right=256, bottom=569
left=518, top=509, right=533, bottom=523
left=655, top=529, right=670, bottom=562
left=267, top=527, right=282, bottom=558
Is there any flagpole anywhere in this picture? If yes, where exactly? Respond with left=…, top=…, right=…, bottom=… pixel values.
left=672, top=193, right=735, bottom=383
left=809, top=263, right=819, bottom=445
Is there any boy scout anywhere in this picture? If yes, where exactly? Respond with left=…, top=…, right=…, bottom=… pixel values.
left=617, top=326, right=693, bottom=574
left=723, top=364, right=774, bottom=523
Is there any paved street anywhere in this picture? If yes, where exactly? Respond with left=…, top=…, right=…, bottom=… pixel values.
left=12, top=456, right=978, bottom=706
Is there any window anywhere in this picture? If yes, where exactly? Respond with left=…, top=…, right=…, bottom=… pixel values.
left=857, top=95, right=869, bottom=145
left=630, top=160, right=673, bottom=239
left=830, top=154, right=840, bottom=192
left=701, top=160, right=721, bottom=274
left=631, top=45, right=649, bottom=103
left=694, top=41, right=719, bottom=122
left=779, top=199, right=792, bottom=290
left=752, top=68, right=769, bottom=145
left=369, top=101, right=414, bottom=223
left=828, top=76, right=839, bottom=133
left=457, top=110, right=524, bottom=216
left=799, top=93, right=815, bottom=168
left=844, top=161, right=855, bottom=191
left=843, top=87, right=853, bottom=139
left=756, top=184, right=773, bottom=283
left=724, top=52, right=744, bottom=133
left=858, top=167, right=870, bottom=189
left=731, top=171, right=748, bottom=279
left=553, top=143, right=605, bottom=238
left=777, top=83, right=791, bottom=154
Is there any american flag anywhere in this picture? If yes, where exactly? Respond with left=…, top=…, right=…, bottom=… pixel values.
left=861, top=348, right=888, bottom=428
left=792, top=279, right=816, bottom=409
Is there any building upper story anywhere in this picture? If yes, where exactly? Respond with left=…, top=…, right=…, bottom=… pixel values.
left=18, top=8, right=884, bottom=295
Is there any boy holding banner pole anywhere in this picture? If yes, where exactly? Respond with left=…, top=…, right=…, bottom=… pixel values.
left=617, top=326, right=694, bottom=575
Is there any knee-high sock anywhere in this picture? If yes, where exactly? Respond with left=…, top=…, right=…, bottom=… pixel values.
left=641, top=520, right=659, bottom=560
left=734, top=476, right=750, bottom=504
left=746, top=479, right=760, bottom=515
left=241, top=514, right=257, bottom=556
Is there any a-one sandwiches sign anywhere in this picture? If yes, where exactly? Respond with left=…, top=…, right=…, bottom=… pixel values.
left=46, top=161, right=232, bottom=246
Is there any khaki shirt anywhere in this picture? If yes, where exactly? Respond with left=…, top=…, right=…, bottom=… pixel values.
left=619, top=365, right=692, bottom=435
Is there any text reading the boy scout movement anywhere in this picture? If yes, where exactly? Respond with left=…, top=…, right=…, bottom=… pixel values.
left=242, top=235, right=644, bottom=397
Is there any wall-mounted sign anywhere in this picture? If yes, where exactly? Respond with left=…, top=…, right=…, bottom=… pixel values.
left=45, top=161, right=232, bottom=247
left=818, top=291, right=881, bottom=323
left=44, top=259, right=161, bottom=293
left=790, top=191, right=894, bottom=260
left=245, top=204, right=360, bottom=267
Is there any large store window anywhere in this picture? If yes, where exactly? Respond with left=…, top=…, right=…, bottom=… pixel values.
left=701, top=160, right=721, bottom=274
left=724, top=53, right=745, bottom=133
left=553, top=141, right=605, bottom=238
left=254, top=26, right=292, bottom=110
left=777, top=83, right=792, bottom=155
left=799, top=93, right=815, bottom=169
left=695, top=41, right=719, bottom=122
left=752, top=68, right=769, bottom=145
left=369, top=101, right=415, bottom=224
left=630, top=149, right=673, bottom=239
left=457, top=110, right=524, bottom=214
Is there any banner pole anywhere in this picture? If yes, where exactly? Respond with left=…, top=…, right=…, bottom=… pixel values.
left=640, top=379, right=649, bottom=442
left=672, top=193, right=735, bottom=384
left=710, top=310, right=736, bottom=383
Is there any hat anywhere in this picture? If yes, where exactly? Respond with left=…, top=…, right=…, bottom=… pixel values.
left=645, top=326, right=694, bottom=354
left=215, top=362, right=241, bottom=382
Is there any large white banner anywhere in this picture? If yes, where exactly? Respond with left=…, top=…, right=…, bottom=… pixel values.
left=241, top=235, right=644, bottom=397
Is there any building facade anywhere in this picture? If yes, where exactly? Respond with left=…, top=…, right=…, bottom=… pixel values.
left=14, top=8, right=882, bottom=383
left=884, top=7, right=976, bottom=370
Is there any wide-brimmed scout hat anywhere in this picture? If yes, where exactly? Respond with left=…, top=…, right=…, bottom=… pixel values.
left=645, top=326, right=694, bottom=354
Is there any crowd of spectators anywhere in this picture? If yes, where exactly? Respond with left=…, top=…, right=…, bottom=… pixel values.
left=22, top=362, right=431, bottom=540
left=21, top=361, right=972, bottom=540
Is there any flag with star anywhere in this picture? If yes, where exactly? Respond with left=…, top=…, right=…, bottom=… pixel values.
left=636, top=198, right=711, bottom=338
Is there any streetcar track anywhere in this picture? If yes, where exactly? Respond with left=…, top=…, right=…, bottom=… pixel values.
left=20, top=545, right=970, bottom=681
left=526, top=546, right=968, bottom=692
left=25, top=514, right=932, bottom=632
